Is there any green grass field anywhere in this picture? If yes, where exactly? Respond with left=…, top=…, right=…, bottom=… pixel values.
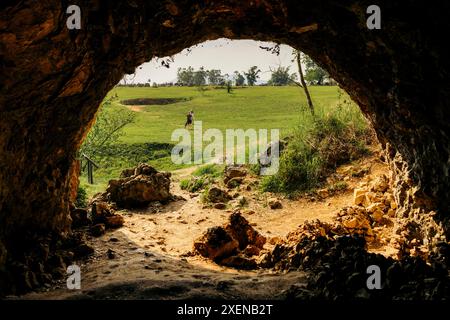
left=80, top=85, right=366, bottom=197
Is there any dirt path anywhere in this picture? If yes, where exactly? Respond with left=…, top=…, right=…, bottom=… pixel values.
left=125, top=105, right=146, bottom=112
left=22, top=152, right=390, bottom=300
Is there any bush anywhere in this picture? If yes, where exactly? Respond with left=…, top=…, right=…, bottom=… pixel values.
left=261, top=111, right=371, bottom=195
left=180, top=177, right=209, bottom=193
left=75, top=186, right=88, bottom=208
left=192, top=164, right=223, bottom=177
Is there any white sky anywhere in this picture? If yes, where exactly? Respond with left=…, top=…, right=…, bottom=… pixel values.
left=122, top=39, right=298, bottom=84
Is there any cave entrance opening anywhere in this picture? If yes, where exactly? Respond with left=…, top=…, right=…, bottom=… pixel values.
left=71, top=39, right=379, bottom=295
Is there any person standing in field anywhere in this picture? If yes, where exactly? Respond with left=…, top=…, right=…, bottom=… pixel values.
left=185, top=110, right=194, bottom=128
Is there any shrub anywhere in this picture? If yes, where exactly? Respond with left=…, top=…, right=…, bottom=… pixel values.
left=180, top=177, right=209, bottom=193
left=192, top=164, right=223, bottom=177
left=328, top=181, right=348, bottom=193
left=75, top=186, right=88, bottom=208
left=261, top=110, right=371, bottom=195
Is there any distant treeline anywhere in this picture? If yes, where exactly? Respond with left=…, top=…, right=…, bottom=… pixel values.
left=119, top=55, right=336, bottom=87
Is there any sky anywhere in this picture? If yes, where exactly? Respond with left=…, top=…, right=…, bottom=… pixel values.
left=121, top=39, right=299, bottom=85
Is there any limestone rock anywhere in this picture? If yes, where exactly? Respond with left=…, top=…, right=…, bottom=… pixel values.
left=371, top=174, right=389, bottom=193
left=206, top=187, right=231, bottom=203
left=226, top=177, right=244, bottom=189
left=225, top=212, right=266, bottom=250
left=317, top=189, right=329, bottom=198
left=106, top=164, right=171, bottom=208
left=268, top=198, right=282, bottom=209
left=193, top=226, right=238, bottom=261
left=214, top=202, right=227, bottom=210
left=223, top=166, right=247, bottom=184
left=70, top=208, right=91, bottom=228
left=353, top=188, right=366, bottom=206
left=371, top=210, right=384, bottom=224
left=105, top=215, right=125, bottom=229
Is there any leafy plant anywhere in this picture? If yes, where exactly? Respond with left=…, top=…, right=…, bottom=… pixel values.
left=192, top=164, right=224, bottom=177
left=80, top=96, right=136, bottom=159
left=261, top=108, right=371, bottom=195
left=75, top=186, right=88, bottom=208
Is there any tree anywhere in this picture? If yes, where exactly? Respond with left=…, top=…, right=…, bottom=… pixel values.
left=302, top=55, right=329, bottom=85
left=80, top=97, right=136, bottom=158
left=268, top=66, right=297, bottom=86
left=177, top=66, right=195, bottom=86
left=234, top=71, right=245, bottom=86
left=244, top=66, right=261, bottom=86
left=206, top=69, right=224, bottom=85
left=293, top=50, right=315, bottom=115
left=193, top=67, right=207, bottom=86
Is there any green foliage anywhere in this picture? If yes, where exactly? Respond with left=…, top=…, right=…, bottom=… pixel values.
left=328, top=181, right=348, bottom=193
left=181, top=164, right=223, bottom=193
left=302, top=54, right=329, bottom=85
left=261, top=106, right=371, bottom=195
left=177, top=66, right=195, bottom=86
left=80, top=96, right=136, bottom=158
left=268, top=66, right=297, bottom=86
left=234, top=71, right=246, bottom=86
left=207, top=69, right=225, bottom=85
left=180, top=176, right=210, bottom=193
left=75, top=186, right=88, bottom=208
left=193, top=67, right=207, bottom=86
left=92, top=142, right=173, bottom=168
left=244, top=66, right=261, bottom=86
left=80, top=86, right=367, bottom=198
left=192, top=164, right=224, bottom=177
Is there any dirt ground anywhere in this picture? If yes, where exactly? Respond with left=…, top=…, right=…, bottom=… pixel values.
left=21, top=151, right=394, bottom=300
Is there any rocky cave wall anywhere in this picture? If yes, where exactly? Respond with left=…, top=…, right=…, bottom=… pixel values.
left=0, top=0, right=449, bottom=274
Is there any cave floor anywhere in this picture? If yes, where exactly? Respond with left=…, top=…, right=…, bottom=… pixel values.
left=20, top=150, right=393, bottom=300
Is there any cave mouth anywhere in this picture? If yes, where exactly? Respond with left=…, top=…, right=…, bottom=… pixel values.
left=0, top=0, right=449, bottom=299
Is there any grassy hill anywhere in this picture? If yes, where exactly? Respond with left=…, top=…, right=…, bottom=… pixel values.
left=79, top=85, right=366, bottom=196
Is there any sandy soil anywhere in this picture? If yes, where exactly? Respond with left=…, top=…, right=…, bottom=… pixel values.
left=22, top=151, right=393, bottom=300
left=125, top=105, right=146, bottom=112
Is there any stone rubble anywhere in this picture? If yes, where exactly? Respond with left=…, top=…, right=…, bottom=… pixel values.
left=193, top=211, right=266, bottom=269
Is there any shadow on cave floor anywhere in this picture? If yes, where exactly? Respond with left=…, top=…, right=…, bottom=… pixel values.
left=18, top=150, right=392, bottom=300
left=20, top=229, right=307, bottom=300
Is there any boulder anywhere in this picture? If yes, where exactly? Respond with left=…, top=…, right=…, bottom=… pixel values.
left=223, top=166, right=247, bottom=184
left=91, top=224, right=106, bottom=237
left=268, top=198, right=282, bottom=209
left=193, top=226, right=239, bottom=261
left=317, top=188, right=329, bottom=198
left=105, top=215, right=125, bottom=229
left=242, top=245, right=261, bottom=257
left=91, top=201, right=125, bottom=230
left=214, top=202, right=227, bottom=210
left=70, top=208, right=91, bottom=228
left=371, top=174, right=389, bottom=193
left=106, top=164, right=171, bottom=208
left=225, top=212, right=266, bottom=250
left=206, top=187, right=231, bottom=203
left=226, top=177, right=244, bottom=188
left=353, top=188, right=366, bottom=206
left=371, top=210, right=384, bottom=224
left=341, top=214, right=374, bottom=239
left=91, top=201, right=114, bottom=223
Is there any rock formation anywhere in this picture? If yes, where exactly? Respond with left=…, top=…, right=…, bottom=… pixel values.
left=105, top=164, right=172, bottom=208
